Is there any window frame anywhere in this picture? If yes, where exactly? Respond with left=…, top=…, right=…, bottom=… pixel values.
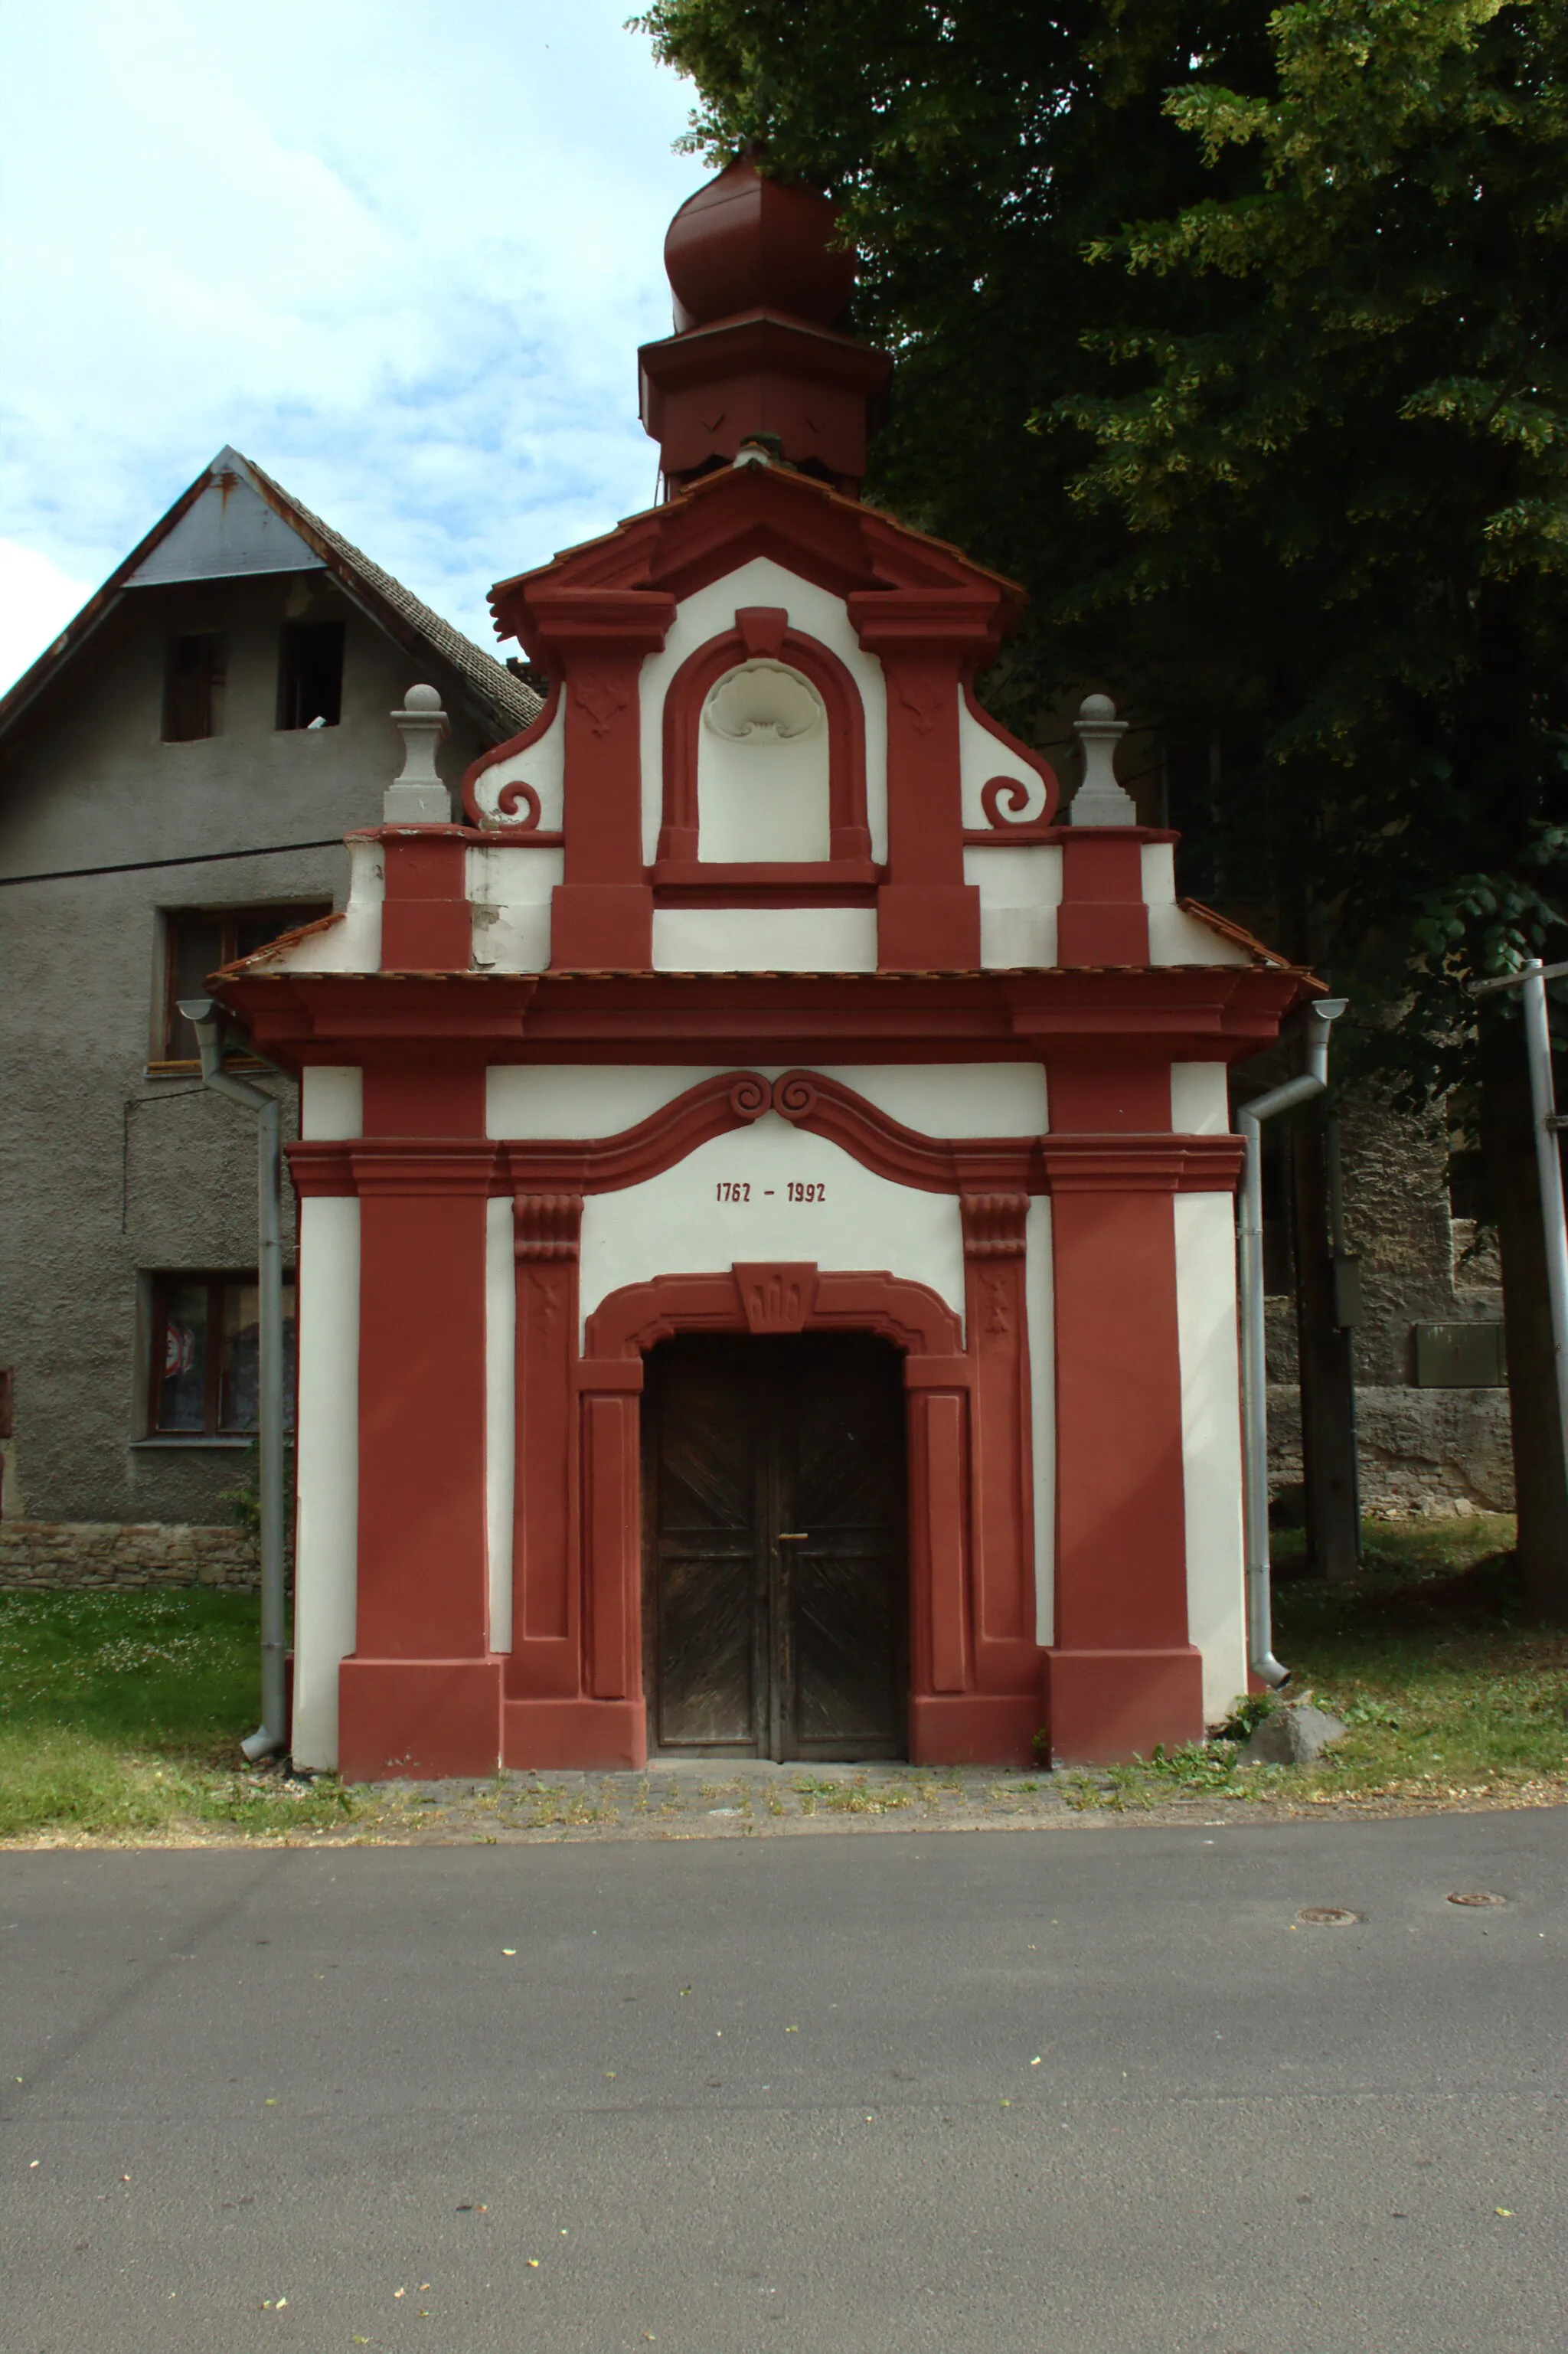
left=145, top=1270, right=297, bottom=1442
left=161, top=631, right=227, bottom=744
left=152, top=902, right=330, bottom=1072
left=276, top=619, right=346, bottom=731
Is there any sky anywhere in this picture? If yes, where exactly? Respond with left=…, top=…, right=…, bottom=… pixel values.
left=0, top=0, right=704, bottom=693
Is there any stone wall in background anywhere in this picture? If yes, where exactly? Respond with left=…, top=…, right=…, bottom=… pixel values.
left=0, top=1521, right=259, bottom=1591
left=1268, top=1384, right=1514, bottom=1518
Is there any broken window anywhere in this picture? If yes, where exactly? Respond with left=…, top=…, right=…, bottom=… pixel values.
left=276, top=620, right=345, bottom=730
left=159, top=904, right=329, bottom=1062
left=162, top=633, right=226, bottom=742
left=149, top=1273, right=297, bottom=1437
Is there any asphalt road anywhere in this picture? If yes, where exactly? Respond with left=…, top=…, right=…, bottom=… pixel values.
left=3, top=1810, right=1564, bottom=2354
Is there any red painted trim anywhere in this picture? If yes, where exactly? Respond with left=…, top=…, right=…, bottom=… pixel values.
left=657, top=611, right=872, bottom=867
left=379, top=832, right=472, bottom=972
left=339, top=1658, right=503, bottom=1781
left=963, top=679, right=1060, bottom=829
left=229, top=966, right=1312, bottom=1071
left=511, top=1192, right=583, bottom=1702
left=1039, top=1136, right=1243, bottom=1192
left=583, top=1264, right=962, bottom=1362
left=287, top=1077, right=1243, bottom=1205
left=499, top=1072, right=773, bottom=1195
left=654, top=877, right=880, bottom=910
left=460, top=678, right=562, bottom=829
left=771, top=1068, right=1038, bottom=1194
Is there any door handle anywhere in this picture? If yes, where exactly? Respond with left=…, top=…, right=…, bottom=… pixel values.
left=777, top=1532, right=810, bottom=1541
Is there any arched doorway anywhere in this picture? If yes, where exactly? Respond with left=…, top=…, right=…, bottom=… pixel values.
left=642, top=1331, right=906, bottom=1761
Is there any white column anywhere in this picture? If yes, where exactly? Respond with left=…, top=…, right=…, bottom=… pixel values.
left=1174, top=1190, right=1248, bottom=1722
left=290, top=1195, right=360, bottom=1769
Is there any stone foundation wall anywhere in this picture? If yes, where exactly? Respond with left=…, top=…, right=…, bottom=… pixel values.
left=0, top=1521, right=260, bottom=1591
left=1268, top=1385, right=1514, bottom=1519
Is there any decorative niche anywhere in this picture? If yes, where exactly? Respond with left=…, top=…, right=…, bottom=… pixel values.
left=655, top=606, right=875, bottom=887
left=698, top=659, right=830, bottom=863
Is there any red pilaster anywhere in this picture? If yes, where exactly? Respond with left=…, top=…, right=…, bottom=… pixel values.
left=377, top=828, right=473, bottom=970
left=1040, top=1130, right=1203, bottom=1763
left=338, top=1074, right=501, bottom=1781
left=508, top=1194, right=583, bottom=1702
left=1057, top=831, right=1150, bottom=967
left=960, top=1192, right=1037, bottom=1691
left=851, top=593, right=985, bottom=970
left=521, top=589, right=673, bottom=971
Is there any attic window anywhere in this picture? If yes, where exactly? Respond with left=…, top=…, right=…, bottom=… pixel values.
left=162, top=633, right=225, bottom=742
left=277, top=621, right=345, bottom=731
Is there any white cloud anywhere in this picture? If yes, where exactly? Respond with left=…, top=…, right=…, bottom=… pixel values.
left=0, top=0, right=703, bottom=690
left=0, top=542, right=96, bottom=696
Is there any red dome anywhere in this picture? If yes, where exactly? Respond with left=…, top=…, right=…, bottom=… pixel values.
left=665, top=155, right=857, bottom=333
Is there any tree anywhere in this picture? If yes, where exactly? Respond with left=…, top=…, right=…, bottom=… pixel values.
left=639, top=0, right=1568, bottom=1615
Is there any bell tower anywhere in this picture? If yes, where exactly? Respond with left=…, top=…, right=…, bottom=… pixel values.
left=638, top=155, right=893, bottom=496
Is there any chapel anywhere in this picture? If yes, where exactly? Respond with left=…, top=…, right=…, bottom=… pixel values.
left=217, top=156, right=1316, bottom=1780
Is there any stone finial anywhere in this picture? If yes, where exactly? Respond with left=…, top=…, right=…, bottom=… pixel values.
left=384, top=682, right=450, bottom=822
left=1069, top=691, right=1137, bottom=827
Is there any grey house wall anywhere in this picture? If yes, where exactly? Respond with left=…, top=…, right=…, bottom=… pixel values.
left=0, top=567, right=495, bottom=1528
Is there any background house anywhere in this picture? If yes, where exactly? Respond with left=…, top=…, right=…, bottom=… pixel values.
left=0, top=450, right=538, bottom=1582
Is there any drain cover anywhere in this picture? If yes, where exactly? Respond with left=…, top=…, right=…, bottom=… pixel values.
left=1295, top=1906, right=1359, bottom=1925
left=1447, top=1890, right=1508, bottom=1907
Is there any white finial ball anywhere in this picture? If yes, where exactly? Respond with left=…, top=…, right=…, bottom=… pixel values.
left=405, top=682, right=443, bottom=711
left=1079, top=691, right=1117, bottom=723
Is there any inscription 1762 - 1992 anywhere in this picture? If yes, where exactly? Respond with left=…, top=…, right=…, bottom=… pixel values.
left=714, top=1182, right=827, bottom=1204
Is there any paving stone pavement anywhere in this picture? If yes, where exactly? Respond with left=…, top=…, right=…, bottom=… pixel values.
left=366, top=1759, right=1086, bottom=1841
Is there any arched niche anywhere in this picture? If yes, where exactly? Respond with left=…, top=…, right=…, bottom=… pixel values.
left=656, top=606, right=874, bottom=884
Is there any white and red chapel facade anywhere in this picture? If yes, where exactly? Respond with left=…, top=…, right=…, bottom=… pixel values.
left=218, top=160, right=1315, bottom=1783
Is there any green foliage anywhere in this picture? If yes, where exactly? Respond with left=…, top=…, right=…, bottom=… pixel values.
left=636, top=0, right=1568, bottom=1090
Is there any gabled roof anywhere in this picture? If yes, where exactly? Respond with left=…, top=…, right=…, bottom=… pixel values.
left=489, top=451, right=1028, bottom=652
left=0, top=447, right=541, bottom=744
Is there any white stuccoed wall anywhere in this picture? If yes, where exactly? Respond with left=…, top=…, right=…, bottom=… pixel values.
left=964, top=844, right=1062, bottom=969
left=956, top=686, right=1054, bottom=828
left=290, top=1064, right=365, bottom=1769
left=1142, top=843, right=1252, bottom=967
left=1169, top=1061, right=1231, bottom=1134
left=466, top=693, right=566, bottom=831
left=468, top=844, right=563, bottom=972
left=487, top=1061, right=1049, bottom=1141
left=578, top=1116, right=967, bottom=1336
left=652, top=905, right=879, bottom=971
left=1174, top=1188, right=1249, bottom=1722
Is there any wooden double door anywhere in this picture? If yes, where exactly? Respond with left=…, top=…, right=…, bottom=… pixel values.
left=644, top=1333, right=908, bottom=1761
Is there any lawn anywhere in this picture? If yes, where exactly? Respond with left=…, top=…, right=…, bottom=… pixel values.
left=0, top=1588, right=354, bottom=1840
left=2, top=1519, right=1565, bottom=1838
left=1067, top=1512, right=1568, bottom=1811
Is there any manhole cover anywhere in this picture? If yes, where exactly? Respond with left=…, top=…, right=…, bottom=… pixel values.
left=1447, top=1890, right=1508, bottom=1907
left=1295, top=1906, right=1359, bottom=1925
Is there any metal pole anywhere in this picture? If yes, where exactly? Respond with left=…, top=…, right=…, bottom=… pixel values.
left=1470, top=959, right=1568, bottom=1501
left=1236, top=998, right=1348, bottom=1685
left=178, top=996, right=288, bottom=1761
left=1521, top=963, right=1568, bottom=1473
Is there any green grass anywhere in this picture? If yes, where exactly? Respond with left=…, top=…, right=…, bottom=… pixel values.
left=5, top=1520, right=1565, bottom=1837
left=0, top=1590, right=355, bottom=1840
left=1065, top=1514, right=1568, bottom=1811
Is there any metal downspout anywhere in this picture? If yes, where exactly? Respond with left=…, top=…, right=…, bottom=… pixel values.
left=1469, top=957, right=1568, bottom=1489
left=178, top=996, right=288, bottom=1762
left=1236, top=999, right=1348, bottom=1685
